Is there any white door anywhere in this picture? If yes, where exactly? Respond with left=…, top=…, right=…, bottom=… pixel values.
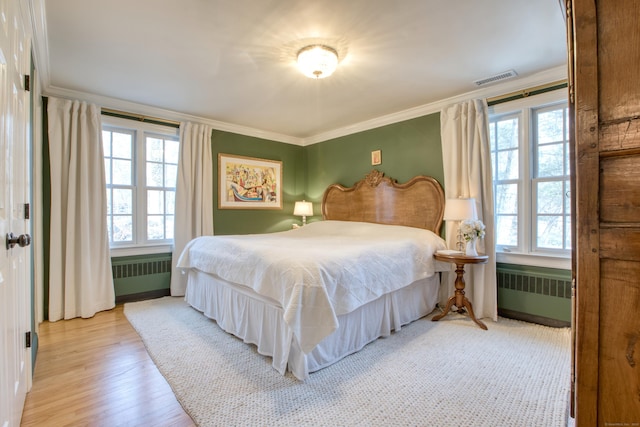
left=0, top=0, right=33, bottom=425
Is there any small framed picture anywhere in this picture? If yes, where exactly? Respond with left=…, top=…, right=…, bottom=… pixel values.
left=371, top=149, right=382, bottom=166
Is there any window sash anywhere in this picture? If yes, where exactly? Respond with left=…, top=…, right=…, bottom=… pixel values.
left=103, top=127, right=136, bottom=247
left=532, top=104, right=570, bottom=253
left=143, top=133, right=178, bottom=243
left=491, top=111, right=526, bottom=253
left=102, top=116, right=179, bottom=253
left=489, top=89, right=570, bottom=266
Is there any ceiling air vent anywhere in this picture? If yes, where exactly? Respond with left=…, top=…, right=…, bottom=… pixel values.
left=473, top=69, right=518, bottom=86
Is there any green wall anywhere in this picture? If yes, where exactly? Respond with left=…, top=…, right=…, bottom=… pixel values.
left=211, top=113, right=445, bottom=233
left=109, top=115, right=445, bottom=301
left=42, top=99, right=51, bottom=319
left=305, top=113, right=444, bottom=212
left=212, top=130, right=306, bottom=234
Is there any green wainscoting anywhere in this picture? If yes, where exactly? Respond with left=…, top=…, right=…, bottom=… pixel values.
left=497, top=263, right=572, bottom=326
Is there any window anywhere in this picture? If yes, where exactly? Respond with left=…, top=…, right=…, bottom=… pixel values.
left=102, top=116, right=179, bottom=255
left=489, top=89, right=570, bottom=268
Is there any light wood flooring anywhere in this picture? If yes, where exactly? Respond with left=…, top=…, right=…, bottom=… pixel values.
left=20, top=305, right=195, bottom=426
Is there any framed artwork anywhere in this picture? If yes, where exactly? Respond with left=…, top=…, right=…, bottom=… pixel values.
left=218, top=153, right=283, bottom=209
left=371, top=149, right=382, bottom=166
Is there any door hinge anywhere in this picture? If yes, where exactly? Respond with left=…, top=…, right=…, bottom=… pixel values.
left=24, top=203, right=30, bottom=219
left=25, top=331, right=31, bottom=348
left=569, top=83, right=575, bottom=105
left=24, top=74, right=30, bottom=91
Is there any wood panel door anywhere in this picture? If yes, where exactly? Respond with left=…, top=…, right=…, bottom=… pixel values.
left=571, top=0, right=640, bottom=424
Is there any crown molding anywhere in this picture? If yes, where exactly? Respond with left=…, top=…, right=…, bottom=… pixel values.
left=43, top=64, right=566, bottom=147
left=41, top=65, right=566, bottom=148
left=301, top=65, right=567, bottom=145
left=43, top=86, right=303, bottom=145
left=28, top=1, right=302, bottom=146
left=28, top=1, right=566, bottom=147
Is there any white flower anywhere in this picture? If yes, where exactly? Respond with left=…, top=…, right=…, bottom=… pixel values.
left=460, top=219, right=486, bottom=241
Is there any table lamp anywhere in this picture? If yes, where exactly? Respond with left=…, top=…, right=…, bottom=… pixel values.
left=294, top=200, right=313, bottom=226
left=443, top=198, right=477, bottom=252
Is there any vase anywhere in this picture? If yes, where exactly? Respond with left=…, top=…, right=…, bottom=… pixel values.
left=465, top=239, right=478, bottom=256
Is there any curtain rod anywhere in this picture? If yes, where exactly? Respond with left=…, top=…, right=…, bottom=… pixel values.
left=101, top=107, right=181, bottom=128
left=487, top=79, right=568, bottom=106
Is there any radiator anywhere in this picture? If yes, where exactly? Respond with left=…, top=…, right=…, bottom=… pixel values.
left=111, top=254, right=173, bottom=303
left=111, top=256, right=172, bottom=279
left=496, top=264, right=572, bottom=325
left=497, top=268, right=572, bottom=299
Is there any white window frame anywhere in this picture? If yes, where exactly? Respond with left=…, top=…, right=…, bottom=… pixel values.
left=489, top=89, right=571, bottom=270
left=102, top=115, right=180, bottom=257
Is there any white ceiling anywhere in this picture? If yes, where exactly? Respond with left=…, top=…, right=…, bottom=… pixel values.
left=35, top=0, right=567, bottom=143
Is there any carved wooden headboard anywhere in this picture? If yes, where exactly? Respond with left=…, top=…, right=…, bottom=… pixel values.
left=321, top=170, right=445, bottom=233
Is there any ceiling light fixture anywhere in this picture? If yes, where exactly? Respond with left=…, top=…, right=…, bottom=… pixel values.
left=296, top=45, right=339, bottom=79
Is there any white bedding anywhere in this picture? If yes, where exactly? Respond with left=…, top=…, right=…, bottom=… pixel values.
left=185, top=269, right=441, bottom=380
left=176, top=220, right=447, bottom=353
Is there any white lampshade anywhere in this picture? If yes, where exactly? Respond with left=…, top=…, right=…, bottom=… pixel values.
left=444, top=198, right=478, bottom=252
left=443, top=198, right=477, bottom=221
left=294, top=200, right=314, bottom=217
left=297, top=45, right=339, bottom=79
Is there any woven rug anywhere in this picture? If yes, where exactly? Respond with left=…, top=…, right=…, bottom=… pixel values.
left=124, top=296, right=571, bottom=427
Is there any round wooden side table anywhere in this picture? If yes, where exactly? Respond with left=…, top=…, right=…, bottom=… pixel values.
left=432, top=252, right=489, bottom=330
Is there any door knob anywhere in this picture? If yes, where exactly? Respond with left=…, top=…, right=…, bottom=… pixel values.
left=6, top=232, right=31, bottom=250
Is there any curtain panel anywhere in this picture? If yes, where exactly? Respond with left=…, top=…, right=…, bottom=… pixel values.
left=440, top=99, right=497, bottom=322
left=47, top=97, right=115, bottom=321
left=170, top=122, right=214, bottom=296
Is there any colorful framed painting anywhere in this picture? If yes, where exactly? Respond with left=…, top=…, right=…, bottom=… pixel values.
left=218, top=153, right=283, bottom=209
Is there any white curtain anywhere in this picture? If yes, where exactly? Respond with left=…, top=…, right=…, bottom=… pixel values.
left=47, top=97, right=115, bottom=321
left=440, top=99, right=497, bottom=322
left=170, top=122, right=214, bottom=296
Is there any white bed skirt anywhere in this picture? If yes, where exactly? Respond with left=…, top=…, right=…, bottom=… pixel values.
left=185, top=269, right=440, bottom=380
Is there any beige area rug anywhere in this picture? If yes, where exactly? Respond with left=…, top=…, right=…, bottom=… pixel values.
left=124, top=296, right=571, bottom=427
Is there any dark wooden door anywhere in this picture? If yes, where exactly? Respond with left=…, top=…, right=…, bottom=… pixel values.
left=571, top=0, right=640, bottom=424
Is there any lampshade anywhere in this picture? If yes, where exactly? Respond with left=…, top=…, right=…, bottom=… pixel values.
left=297, top=45, right=339, bottom=79
left=443, top=198, right=477, bottom=221
left=294, top=200, right=314, bottom=217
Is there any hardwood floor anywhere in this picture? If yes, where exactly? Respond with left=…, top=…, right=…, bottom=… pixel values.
left=21, top=305, right=195, bottom=427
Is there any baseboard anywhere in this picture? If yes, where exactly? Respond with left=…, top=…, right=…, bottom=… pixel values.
left=499, top=308, right=570, bottom=328
left=115, top=288, right=171, bottom=304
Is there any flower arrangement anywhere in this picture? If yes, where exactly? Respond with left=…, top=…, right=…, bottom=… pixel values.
left=460, top=219, right=486, bottom=242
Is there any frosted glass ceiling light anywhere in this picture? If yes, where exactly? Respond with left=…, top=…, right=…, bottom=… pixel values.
left=297, top=45, right=339, bottom=79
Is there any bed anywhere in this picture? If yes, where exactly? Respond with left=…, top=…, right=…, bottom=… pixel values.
left=176, top=170, right=447, bottom=380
